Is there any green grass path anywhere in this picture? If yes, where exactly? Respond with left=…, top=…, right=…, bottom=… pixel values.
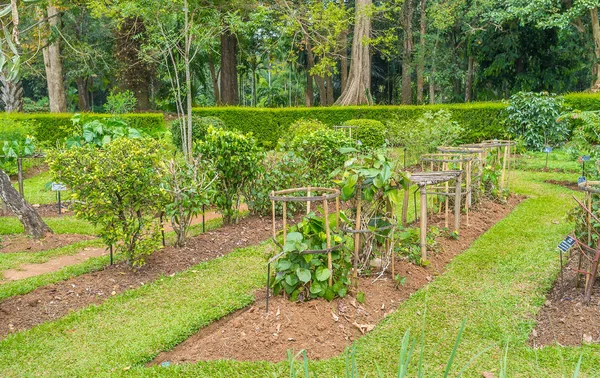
left=0, top=170, right=598, bottom=377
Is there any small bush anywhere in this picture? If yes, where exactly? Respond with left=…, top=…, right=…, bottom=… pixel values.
left=246, top=151, right=309, bottom=216
left=104, top=90, right=137, bottom=114
left=171, top=116, right=224, bottom=150
left=47, top=138, right=167, bottom=266
left=505, top=91, right=569, bottom=151
left=284, top=118, right=328, bottom=144
left=342, top=119, right=386, bottom=149
left=195, top=127, right=264, bottom=224
left=388, top=109, right=463, bottom=162
left=289, top=128, right=353, bottom=187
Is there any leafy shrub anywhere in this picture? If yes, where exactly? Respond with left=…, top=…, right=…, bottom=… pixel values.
left=47, top=138, right=167, bottom=266
left=65, top=114, right=144, bottom=148
left=245, top=151, right=309, bottom=216
left=284, top=118, right=327, bottom=144
left=271, top=213, right=351, bottom=301
left=104, top=90, right=137, bottom=114
left=23, top=97, right=49, bottom=113
left=195, top=127, right=264, bottom=224
left=342, top=119, right=386, bottom=149
left=389, top=109, right=463, bottom=163
left=171, top=116, right=224, bottom=150
left=161, top=156, right=215, bottom=247
left=505, top=91, right=569, bottom=151
left=289, top=129, right=353, bottom=186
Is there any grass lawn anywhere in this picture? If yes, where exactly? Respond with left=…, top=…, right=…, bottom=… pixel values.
left=0, top=216, right=96, bottom=235
left=13, top=170, right=59, bottom=205
left=0, top=167, right=597, bottom=377
left=515, top=149, right=581, bottom=174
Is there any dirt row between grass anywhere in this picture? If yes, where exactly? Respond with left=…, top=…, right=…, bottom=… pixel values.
left=151, top=196, right=521, bottom=364
left=0, top=215, right=273, bottom=339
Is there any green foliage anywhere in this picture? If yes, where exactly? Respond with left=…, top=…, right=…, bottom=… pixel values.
left=388, top=109, right=464, bottom=159
left=161, top=156, right=215, bottom=247
left=505, top=92, right=569, bottom=151
left=246, top=151, right=309, bottom=216
left=47, top=138, right=167, bottom=267
left=395, top=226, right=438, bottom=266
left=171, top=116, right=225, bottom=150
left=192, top=103, right=507, bottom=147
left=289, top=128, right=353, bottom=186
left=65, top=114, right=143, bottom=148
left=1, top=136, right=34, bottom=159
left=342, top=119, right=387, bottom=149
left=271, top=213, right=350, bottom=301
left=482, top=153, right=508, bottom=200
left=23, top=97, right=49, bottom=113
left=284, top=118, right=328, bottom=144
left=0, top=113, right=165, bottom=148
left=195, top=127, right=264, bottom=224
left=104, top=89, right=137, bottom=114
left=563, top=92, right=600, bottom=111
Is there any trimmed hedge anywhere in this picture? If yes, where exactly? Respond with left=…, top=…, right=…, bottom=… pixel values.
left=0, top=113, right=165, bottom=146
left=563, top=92, right=600, bottom=111
left=192, top=103, right=509, bottom=147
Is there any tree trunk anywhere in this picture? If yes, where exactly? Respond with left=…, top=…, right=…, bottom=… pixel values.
left=0, top=74, right=23, bottom=112
left=429, top=37, right=438, bottom=104
left=335, top=0, right=372, bottom=106
left=184, top=0, right=193, bottom=157
left=220, top=31, right=239, bottom=105
left=314, top=75, right=326, bottom=106
left=41, top=3, right=67, bottom=113
left=416, top=0, right=426, bottom=104
left=115, top=18, right=153, bottom=111
left=207, top=54, right=220, bottom=103
left=465, top=56, right=474, bottom=102
left=76, top=77, right=90, bottom=111
left=401, top=0, right=414, bottom=104
left=339, top=0, right=349, bottom=93
left=0, top=169, right=52, bottom=239
left=326, top=74, right=334, bottom=105
left=590, top=7, right=600, bottom=87
left=305, top=69, right=314, bottom=107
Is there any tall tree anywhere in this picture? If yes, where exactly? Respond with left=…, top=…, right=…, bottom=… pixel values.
left=401, top=0, right=414, bottom=104
left=39, top=1, right=67, bottom=112
left=220, top=29, right=238, bottom=105
left=416, top=0, right=426, bottom=104
left=335, top=0, right=372, bottom=105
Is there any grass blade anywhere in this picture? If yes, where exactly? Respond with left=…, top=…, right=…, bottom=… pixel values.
left=443, top=318, right=467, bottom=378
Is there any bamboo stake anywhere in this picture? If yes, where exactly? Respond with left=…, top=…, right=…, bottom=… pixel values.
left=306, top=187, right=311, bottom=214
left=501, top=145, right=508, bottom=190
left=353, top=188, right=362, bottom=288
left=420, top=185, right=428, bottom=262
left=283, top=202, right=287, bottom=244
left=466, top=160, right=471, bottom=226
left=454, top=173, right=462, bottom=233
left=402, top=186, right=409, bottom=226
left=271, top=191, right=276, bottom=241
left=324, top=198, right=332, bottom=287
left=444, top=161, right=449, bottom=228
left=336, top=197, right=340, bottom=228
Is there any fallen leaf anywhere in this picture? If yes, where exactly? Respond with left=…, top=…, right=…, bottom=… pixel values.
left=352, top=322, right=375, bottom=334
left=331, top=311, right=339, bottom=322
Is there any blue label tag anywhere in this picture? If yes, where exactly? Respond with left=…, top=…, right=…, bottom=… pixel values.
left=578, top=176, right=587, bottom=184
left=558, top=235, right=576, bottom=252
left=582, top=155, right=591, bottom=162
left=544, top=147, right=553, bottom=153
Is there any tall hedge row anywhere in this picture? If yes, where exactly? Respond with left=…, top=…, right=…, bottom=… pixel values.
left=563, top=93, right=600, bottom=111
left=0, top=113, right=165, bottom=146
left=191, top=103, right=508, bottom=146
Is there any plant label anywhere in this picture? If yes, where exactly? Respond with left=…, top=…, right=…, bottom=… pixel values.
left=544, top=147, right=552, bottom=153
left=578, top=176, right=587, bottom=184
left=51, top=182, right=67, bottom=191
left=582, top=155, right=591, bottom=162
left=558, top=236, right=576, bottom=253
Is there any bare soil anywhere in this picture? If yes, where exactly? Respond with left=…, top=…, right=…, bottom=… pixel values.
left=0, top=216, right=274, bottom=339
left=544, top=180, right=581, bottom=192
left=530, top=252, right=600, bottom=347
left=151, top=196, right=521, bottom=364
left=0, top=234, right=95, bottom=254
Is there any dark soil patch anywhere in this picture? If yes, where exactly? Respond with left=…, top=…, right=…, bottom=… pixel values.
left=0, top=234, right=95, bottom=254
left=150, top=196, right=521, bottom=364
left=530, top=252, right=600, bottom=347
left=0, top=216, right=274, bottom=339
left=544, top=180, right=581, bottom=191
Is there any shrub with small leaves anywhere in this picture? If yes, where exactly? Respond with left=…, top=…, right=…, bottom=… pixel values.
left=47, top=138, right=167, bottom=267
left=104, top=89, right=137, bottom=114
left=342, top=119, right=387, bottom=149
left=289, top=128, right=353, bottom=186
left=161, top=156, right=216, bottom=247
left=195, top=127, right=264, bottom=224
left=171, top=116, right=225, bottom=150
left=283, top=118, right=328, bottom=145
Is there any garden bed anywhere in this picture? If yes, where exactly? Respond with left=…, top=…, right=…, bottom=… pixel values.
left=544, top=180, right=581, bottom=192
left=150, top=195, right=521, bottom=364
left=0, top=215, right=274, bottom=339
left=0, top=233, right=94, bottom=254
left=530, top=251, right=600, bottom=347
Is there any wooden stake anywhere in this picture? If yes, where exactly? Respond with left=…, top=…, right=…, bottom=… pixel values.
left=282, top=202, right=287, bottom=244
left=324, top=199, right=332, bottom=287
left=306, top=187, right=311, bottom=214
left=402, top=186, right=409, bottom=226
left=454, top=173, right=462, bottom=233
left=353, top=188, right=362, bottom=287
left=420, top=185, right=428, bottom=262
left=271, top=192, right=276, bottom=241
left=466, top=160, right=471, bottom=226
left=336, top=197, right=340, bottom=228
left=501, top=145, right=508, bottom=190
left=444, top=161, right=449, bottom=228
